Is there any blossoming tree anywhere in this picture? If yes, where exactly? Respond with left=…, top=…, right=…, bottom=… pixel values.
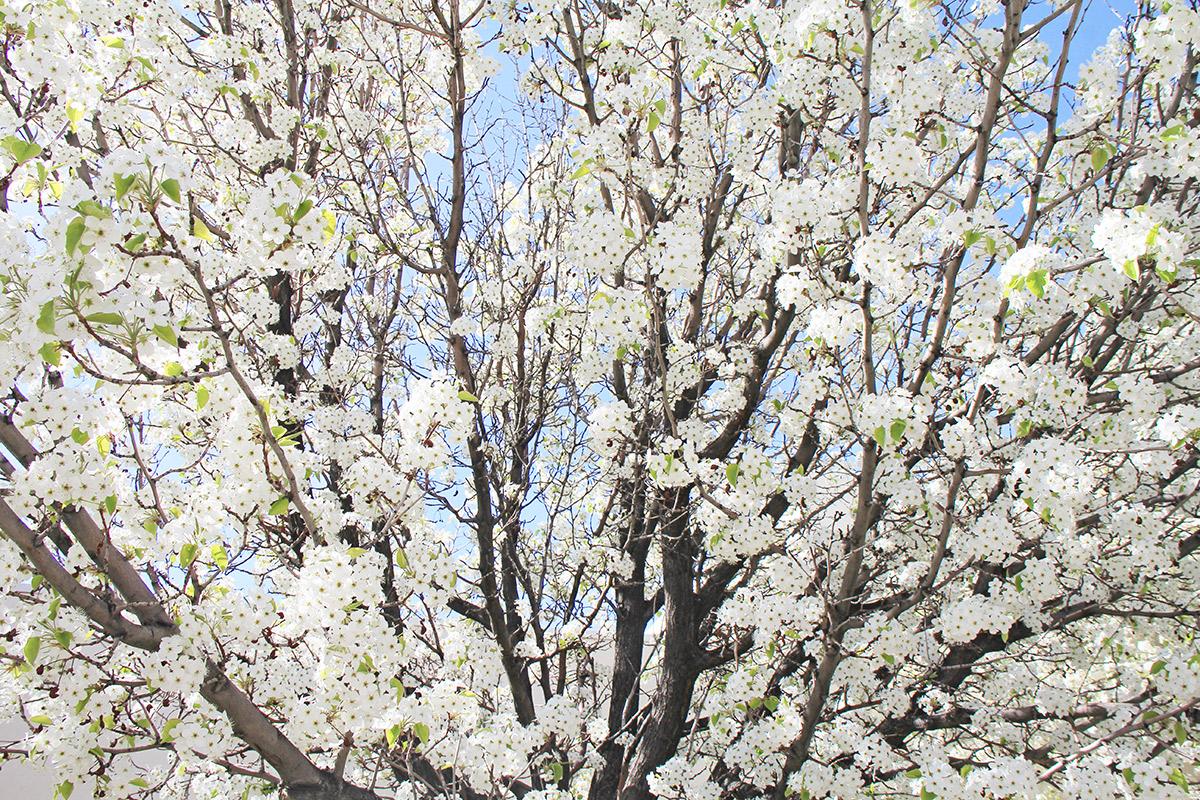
left=0, top=0, right=1198, bottom=796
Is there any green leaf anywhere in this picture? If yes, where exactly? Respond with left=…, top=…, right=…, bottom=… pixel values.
left=29, top=714, right=52, bottom=726
left=1090, top=145, right=1111, bottom=172
left=549, top=761, right=564, bottom=783
left=75, top=200, right=110, bottom=218
left=1026, top=269, right=1048, bottom=298
left=195, top=384, right=209, bottom=410
left=24, top=636, right=40, bottom=665
left=37, top=300, right=56, bottom=334
left=570, top=160, right=593, bottom=180
left=65, top=217, right=85, bottom=254
left=905, top=769, right=923, bottom=779
left=962, top=229, right=982, bottom=247
left=39, top=341, right=60, bottom=366
left=104, top=495, right=117, bottom=515
left=412, top=721, right=430, bottom=744
left=124, top=232, right=147, bottom=251
left=347, top=547, right=368, bottom=559
left=179, top=543, right=198, bottom=568
left=647, top=110, right=661, bottom=134
left=86, top=311, right=124, bottom=326
left=1161, top=123, right=1186, bottom=141
left=268, top=496, right=290, bottom=516
left=211, top=544, right=229, bottom=570
left=457, top=390, right=479, bottom=403
left=385, top=724, right=401, bottom=748
left=1174, top=720, right=1188, bottom=744
left=763, top=695, right=779, bottom=711
left=873, top=426, right=887, bottom=447
left=153, top=325, right=178, bottom=347
left=71, top=427, right=89, bottom=445
left=2, top=135, right=41, bottom=165
left=1170, top=768, right=1189, bottom=790
left=1123, top=259, right=1140, bottom=281
left=96, top=434, right=111, bottom=458
left=882, top=653, right=896, bottom=665
left=725, top=462, right=740, bottom=487
left=192, top=217, right=214, bottom=242
left=163, top=361, right=183, bottom=377
left=159, top=178, right=182, bottom=204
left=114, top=173, right=138, bottom=200
left=295, top=199, right=314, bottom=220
left=889, top=419, right=907, bottom=441
left=159, top=718, right=181, bottom=743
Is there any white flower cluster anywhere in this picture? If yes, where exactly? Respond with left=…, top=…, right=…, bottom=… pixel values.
left=1136, top=4, right=1200, bottom=78
left=1091, top=207, right=1184, bottom=280
left=141, top=636, right=209, bottom=695
left=571, top=208, right=629, bottom=279
left=650, top=216, right=702, bottom=291
left=853, top=234, right=916, bottom=297
left=589, top=401, right=634, bottom=459
left=998, top=243, right=1061, bottom=298
left=805, top=301, right=861, bottom=348
left=856, top=388, right=931, bottom=450
left=939, top=594, right=994, bottom=645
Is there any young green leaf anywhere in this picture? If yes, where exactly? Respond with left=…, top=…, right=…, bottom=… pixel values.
left=114, top=173, right=138, bottom=200
left=153, top=325, right=179, bottom=347
left=2, top=135, right=41, bottom=165
left=24, top=635, right=40, bottom=665
left=725, top=462, right=740, bottom=487
left=86, top=311, right=124, bottom=326
left=37, top=300, right=56, bottom=334
left=160, top=178, right=182, bottom=204
left=192, top=217, right=214, bottom=242
left=65, top=217, right=86, bottom=254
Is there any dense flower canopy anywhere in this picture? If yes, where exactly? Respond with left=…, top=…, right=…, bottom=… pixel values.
left=0, top=0, right=1199, bottom=797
